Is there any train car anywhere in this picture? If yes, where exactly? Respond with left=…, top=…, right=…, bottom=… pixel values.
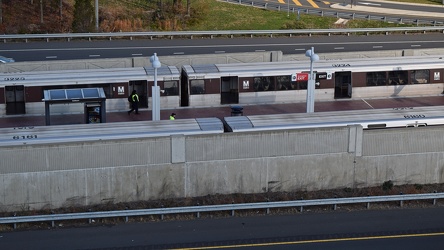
left=1, top=55, right=444, bottom=118
left=0, top=117, right=224, bottom=147
left=0, top=66, right=180, bottom=116
left=223, top=106, right=444, bottom=132
left=180, top=55, right=444, bottom=107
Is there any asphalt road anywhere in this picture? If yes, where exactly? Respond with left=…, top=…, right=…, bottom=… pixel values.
left=1, top=207, right=444, bottom=249
left=1, top=34, right=444, bottom=62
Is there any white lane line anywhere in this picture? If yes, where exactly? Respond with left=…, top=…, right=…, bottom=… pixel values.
left=255, top=50, right=266, bottom=52
left=358, top=2, right=381, bottom=6
left=45, top=56, right=57, bottom=59
left=89, top=55, right=100, bottom=57
left=215, top=51, right=226, bottom=53
left=132, top=53, right=142, bottom=56
left=173, top=52, right=184, bottom=55
left=334, top=47, right=345, bottom=50
left=411, top=45, right=421, bottom=47
left=294, top=48, right=306, bottom=51
left=361, top=98, right=375, bottom=109
left=373, top=46, right=383, bottom=49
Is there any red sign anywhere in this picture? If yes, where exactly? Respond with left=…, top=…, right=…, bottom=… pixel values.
left=296, top=73, right=309, bottom=81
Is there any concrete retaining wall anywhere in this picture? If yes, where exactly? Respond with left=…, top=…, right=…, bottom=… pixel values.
left=2, top=48, right=444, bottom=73
left=1, top=125, right=444, bottom=212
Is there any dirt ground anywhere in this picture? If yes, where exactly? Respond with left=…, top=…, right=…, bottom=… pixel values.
left=2, top=182, right=444, bottom=232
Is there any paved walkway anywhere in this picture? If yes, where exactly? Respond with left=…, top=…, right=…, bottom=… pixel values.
left=331, top=0, right=444, bottom=18
left=1, top=96, right=444, bottom=128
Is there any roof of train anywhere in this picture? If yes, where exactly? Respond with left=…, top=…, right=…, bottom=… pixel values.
left=183, top=55, right=444, bottom=78
left=224, top=106, right=444, bottom=132
left=0, top=117, right=224, bottom=147
left=0, top=66, right=180, bottom=87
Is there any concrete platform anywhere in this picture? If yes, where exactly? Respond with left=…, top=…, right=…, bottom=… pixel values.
left=2, top=96, right=444, bottom=128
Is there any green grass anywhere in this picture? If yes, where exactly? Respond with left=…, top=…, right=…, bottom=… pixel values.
left=186, top=0, right=415, bottom=31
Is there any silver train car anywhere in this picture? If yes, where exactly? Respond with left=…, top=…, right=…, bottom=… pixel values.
left=223, top=106, right=444, bottom=132
left=0, top=117, right=224, bottom=147
left=1, top=55, right=443, bottom=117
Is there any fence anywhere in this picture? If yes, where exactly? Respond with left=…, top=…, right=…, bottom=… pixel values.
left=1, top=192, right=442, bottom=229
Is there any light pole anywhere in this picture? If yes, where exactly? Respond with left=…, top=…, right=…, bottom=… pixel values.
left=305, top=47, right=319, bottom=113
left=150, top=53, right=161, bottom=121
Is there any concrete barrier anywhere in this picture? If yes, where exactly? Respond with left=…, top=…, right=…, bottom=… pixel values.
left=1, top=125, right=444, bottom=212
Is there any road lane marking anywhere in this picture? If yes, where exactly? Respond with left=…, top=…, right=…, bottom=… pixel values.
left=372, top=46, right=383, bottom=49
left=131, top=53, right=142, bottom=56
left=175, top=232, right=444, bottom=250
left=45, top=56, right=57, bottom=59
left=334, top=47, right=345, bottom=50
left=411, top=44, right=421, bottom=47
left=292, top=0, right=302, bottom=6
left=89, top=55, right=100, bottom=57
left=278, top=0, right=285, bottom=4
left=358, top=2, right=381, bottom=6
left=307, top=0, right=319, bottom=8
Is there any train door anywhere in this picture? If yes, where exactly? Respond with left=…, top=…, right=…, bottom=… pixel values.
left=180, top=71, right=189, bottom=107
left=221, top=76, right=239, bottom=104
left=334, top=71, right=352, bottom=99
left=129, top=80, right=148, bottom=108
left=5, top=85, right=26, bottom=115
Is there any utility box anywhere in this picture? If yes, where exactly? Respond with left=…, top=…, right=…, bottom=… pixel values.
left=85, top=103, right=103, bottom=124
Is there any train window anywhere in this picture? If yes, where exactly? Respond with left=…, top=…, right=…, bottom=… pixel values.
left=388, top=71, right=408, bottom=85
left=366, top=72, right=387, bottom=86
left=411, top=70, right=429, bottom=84
left=164, top=81, right=179, bottom=96
left=254, top=77, right=274, bottom=91
left=277, top=76, right=293, bottom=90
left=190, top=79, right=205, bottom=94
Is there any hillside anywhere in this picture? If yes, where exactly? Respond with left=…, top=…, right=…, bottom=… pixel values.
left=0, top=0, right=201, bottom=34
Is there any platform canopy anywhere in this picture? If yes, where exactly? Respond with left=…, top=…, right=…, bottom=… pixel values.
left=42, top=88, right=106, bottom=125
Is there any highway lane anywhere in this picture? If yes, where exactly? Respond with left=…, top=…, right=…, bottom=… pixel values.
left=1, top=207, right=444, bottom=249
left=1, top=34, right=444, bottom=62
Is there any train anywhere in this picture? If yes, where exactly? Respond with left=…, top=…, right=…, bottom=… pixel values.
left=2, top=106, right=444, bottom=147
left=0, top=55, right=443, bottom=117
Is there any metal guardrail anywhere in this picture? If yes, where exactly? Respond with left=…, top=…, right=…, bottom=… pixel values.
left=226, top=0, right=444, bottom=26
left=1, top=26, right=444, bottom=42
left=1, top=192, right=442, bottom=229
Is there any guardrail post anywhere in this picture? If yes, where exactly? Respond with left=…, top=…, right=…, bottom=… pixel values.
left=336, top=12, right=339, bottom=18
left=197, top=202, right=200, bottom=218
left=416, top=20, right=419, bottom=26
left=368, top=15, right=371, bottom=21
left=400, top=18, right=403, bottom=24
left=321, top=11, right=324, bottom=17
left=13, top=223, right=16, bottom=229
left=278, top=6, right=281, bottom=11
left=400, top=192, right=403, bottom=207
left=125, top=216, right=128, bottom=222
left=239, top=0, right=241, bottom=4
left=433, top=191, right=437, bottom=205
left=51, top=221, right=55, bottom=227
left=384, top=16, right=386, bottom=22
left=265, top=3, right=267, bottom=8
left=352, top=13, right=355, bottom=20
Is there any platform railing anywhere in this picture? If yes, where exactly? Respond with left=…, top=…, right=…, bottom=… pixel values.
left=1, top=192, right=442, bottom=229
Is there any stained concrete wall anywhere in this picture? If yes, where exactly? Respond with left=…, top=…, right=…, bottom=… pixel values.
left=1, top=125, right=444, bottom=212
left=2, top=48, right=444, bottom=73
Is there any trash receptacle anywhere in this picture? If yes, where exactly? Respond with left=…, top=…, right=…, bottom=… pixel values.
left=231, top=106, right=243, bottom=116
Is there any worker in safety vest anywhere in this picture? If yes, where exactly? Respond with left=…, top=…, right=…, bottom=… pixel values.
left=127, top=90, right=140, bottom=115
left=169, top=113, right=176, bottom=120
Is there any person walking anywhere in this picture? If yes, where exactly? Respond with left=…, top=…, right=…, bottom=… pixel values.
left=128, top=90, right=140, bottom=115
left=169, top=113, right=176, bottom=120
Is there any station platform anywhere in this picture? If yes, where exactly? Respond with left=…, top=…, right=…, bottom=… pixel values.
left=1, top=96, right=444, bottom=128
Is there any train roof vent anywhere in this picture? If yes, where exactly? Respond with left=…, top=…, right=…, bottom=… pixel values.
left=192, top=64, right=219, bottom=74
